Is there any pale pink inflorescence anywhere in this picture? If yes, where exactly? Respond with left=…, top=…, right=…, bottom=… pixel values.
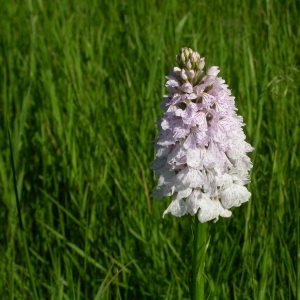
left=150, top=47, right=254, bottom=223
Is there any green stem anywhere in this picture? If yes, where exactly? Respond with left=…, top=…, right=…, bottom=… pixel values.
left=192, top=216, right=207, bottom=300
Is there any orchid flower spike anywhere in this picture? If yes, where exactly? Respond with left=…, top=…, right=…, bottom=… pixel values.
left=150, top=47, right=254, bottom=223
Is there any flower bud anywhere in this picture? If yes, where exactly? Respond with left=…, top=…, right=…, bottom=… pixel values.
left=180, top=69, right=188, bottom=81
left=184, top=47, right=190, bottom=59
left=191, top=52, right=200, bottom=64
left=187, top=70, right=195, bottom=79
left=185, top=59, right=192, bottom=70
left=199, top=58, right=205, bottom=70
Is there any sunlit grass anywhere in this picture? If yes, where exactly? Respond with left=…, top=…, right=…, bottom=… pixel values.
left=0, top=0, right=299, bottom=299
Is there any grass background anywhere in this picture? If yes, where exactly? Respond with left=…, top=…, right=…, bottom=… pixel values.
left=0, top=0, right=299, bottom=299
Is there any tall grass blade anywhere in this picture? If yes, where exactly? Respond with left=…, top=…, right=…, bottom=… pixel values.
left=8, top=130, right=39, bottom=300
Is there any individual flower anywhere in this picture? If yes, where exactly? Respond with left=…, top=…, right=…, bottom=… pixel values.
left=150, top=47, right=254, bottom=223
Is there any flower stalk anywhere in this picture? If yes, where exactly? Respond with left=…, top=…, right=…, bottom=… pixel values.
left=192, top=218, right=207, bottom=300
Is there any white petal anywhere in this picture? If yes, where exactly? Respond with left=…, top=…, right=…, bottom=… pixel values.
left=186, top=189, right=202, bottom=215
left=220, top=184, right=251, bottom=209
left=216, top=173, right=233, bottom=190
left=202, top=170, right=218, bottom=197
left=173, top=122, right=190, bottom=139
left=197, top=194, right=231, bottom=223
left=202, top=93, right=215, bottom=108
left=176, top=167, right=204, bottom=189
left=181, top=82, right=193, bottom=93
left=197, top=194, right=220, bottom=223
left=187, top=93, right=197, bottom=99
left=183, top=133, right=196, bottom=149
left=167, top=144, right=187, bottom=167
left=163, top=199, right=187, bottom=217
left=206, top=66, right=220, bottom=76
left=174, top=188, right=193, bottom=200
left=219, top=205, right=232, bottom=218
left=186, top=148, right=204, bottom=169
left=165, top=79, right=179, bottom=87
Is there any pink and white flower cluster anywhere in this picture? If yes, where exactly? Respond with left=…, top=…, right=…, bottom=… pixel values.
left=150, top=48, right=254, bottom=223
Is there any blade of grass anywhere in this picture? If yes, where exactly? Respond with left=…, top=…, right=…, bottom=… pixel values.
left=8, top=130, right=39, bottom=300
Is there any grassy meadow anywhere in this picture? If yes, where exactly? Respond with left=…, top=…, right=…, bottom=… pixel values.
left=0, top=0, right=299, bottom=299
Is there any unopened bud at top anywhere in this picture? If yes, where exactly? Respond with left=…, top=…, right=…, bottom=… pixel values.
left=176, top=47, right=205, bottom=72
left=191, top=52, right=200, bottom=65
left=180, top=69, right=188, bottom=81
left=199, top=58, right=205, bottom=70
left=185, top=59, right=192, bottom=70
left=187, top=70, right=195, bottom=79
left=176, top=47, right=192, bottom=68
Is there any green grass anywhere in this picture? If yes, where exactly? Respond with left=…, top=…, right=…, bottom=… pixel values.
left=0, top=0, right=299, bottom=299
